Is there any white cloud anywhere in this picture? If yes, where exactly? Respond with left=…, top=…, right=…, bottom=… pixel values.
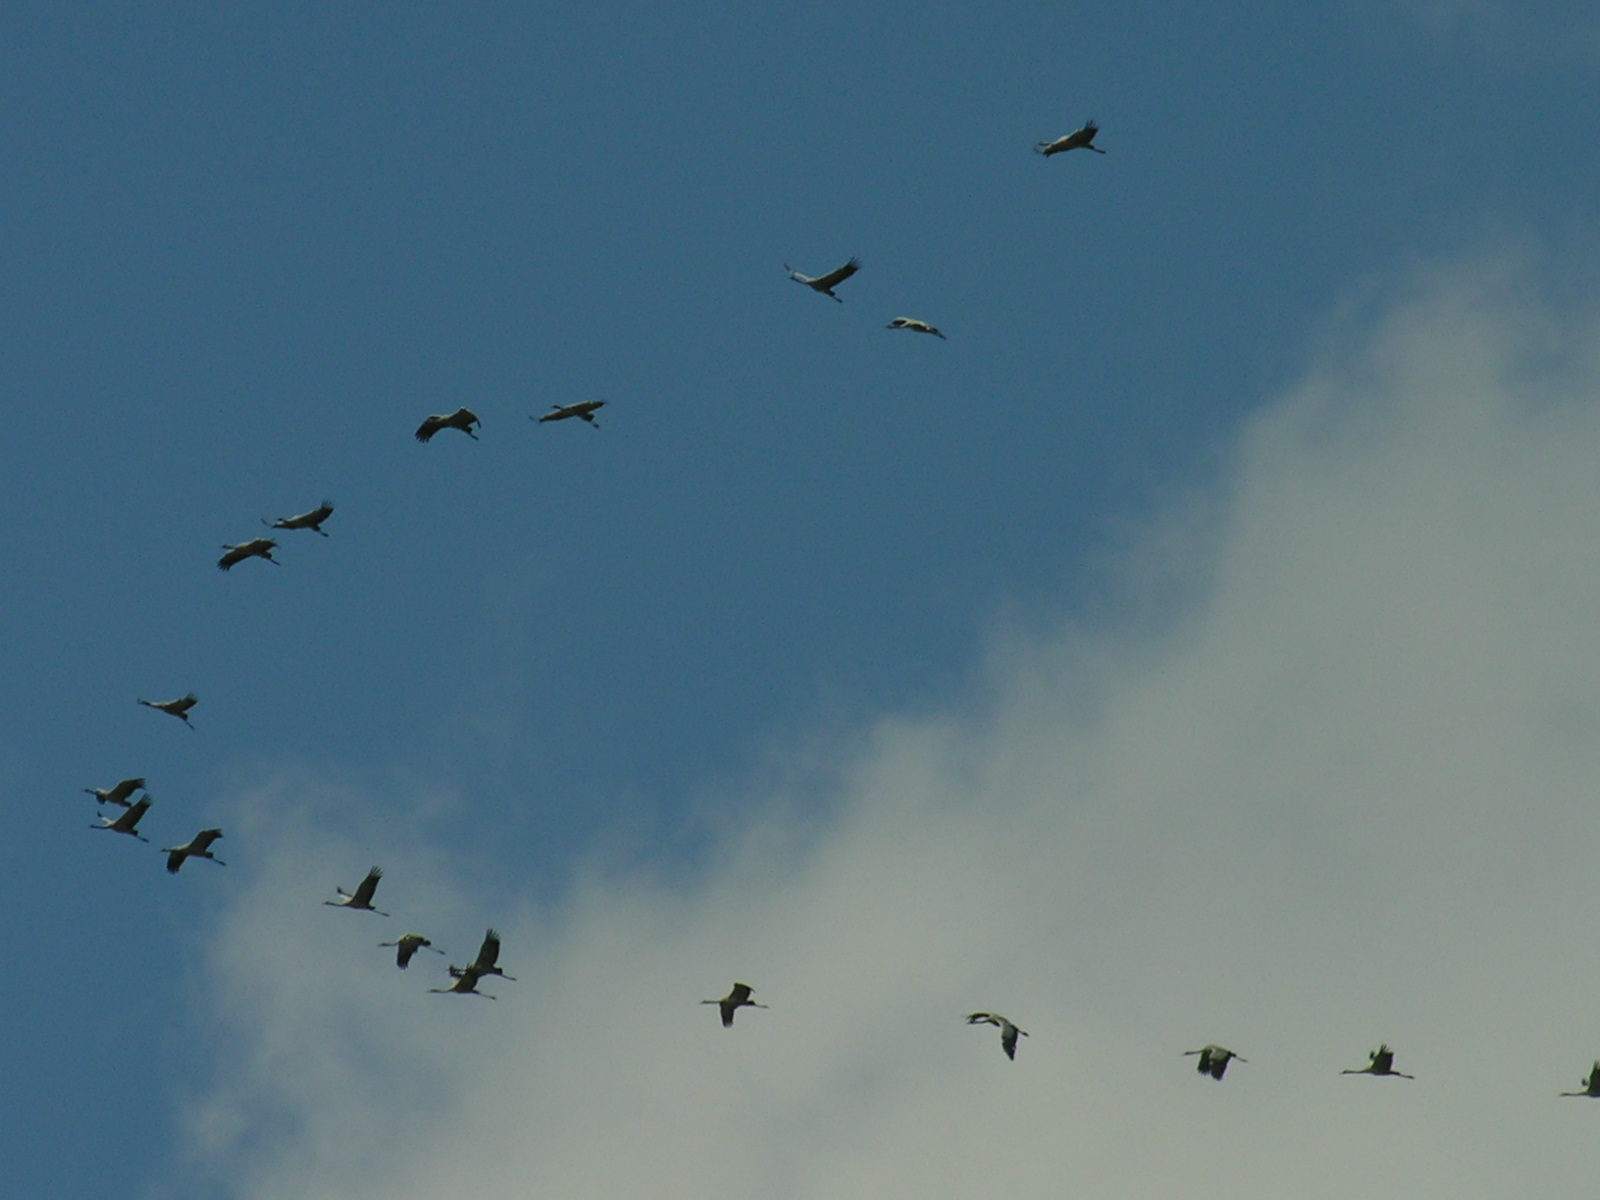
left=183, top=255, right=1600, bottom=1199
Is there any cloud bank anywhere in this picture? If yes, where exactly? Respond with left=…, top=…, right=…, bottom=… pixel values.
left=184, top=256, right=1600, bottom=1199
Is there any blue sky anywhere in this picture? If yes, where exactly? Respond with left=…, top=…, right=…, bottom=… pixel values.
left=6, top=4, right=1600, bottom=1198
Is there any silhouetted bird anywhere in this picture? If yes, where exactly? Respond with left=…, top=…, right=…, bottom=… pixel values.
left=85, top=777, right=145, bottom=808
left=535, top=400, right=605, bottom=426
left=163, top=828, right=225, bottom=874
left=415, top=408, right=481, bottom=442
left=1341, top=1044, right=1413, bottom=1079
left=1035, top=120, right=1105, bottom=156
left=429, top=965, right=496, bottom=999
left=218, top=538, right=279, bottom=570
left=702, top=982, right=767, bottom=1027
left=887, top=317, right=946, bottom=339
left=138, top=694, right=197, bottom=727
left=1183, top=1044, right=1246, bottom=1080
left=91, top=796, right=152, bottom=842
left=264, top=501, right=334, bottom=537
left=967, top=1012, right=1028, bottom=1060
left=451, top=928, right=515, bottom=982
left=785, top=257, right=861, bottom=302
left=379, top=934, right=445, bottom=969
left=1560, top=1062, right=1600, bottom=1098
left=324, top=866, right=389, bottom=916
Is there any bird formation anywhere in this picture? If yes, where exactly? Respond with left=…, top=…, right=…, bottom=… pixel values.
left=74, top=118, right=1600, bottom=1104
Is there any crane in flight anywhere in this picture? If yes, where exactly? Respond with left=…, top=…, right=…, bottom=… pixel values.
left=324, top=866, right=389, bottom=916
left=379, top=934, right=446, bottom=969
left=85, top=777, right=146, bottom=808
left=887, top=317, right=946, bottom=339
left=163, top=828, right=225, bottom=874
left=535, top=400, right=605, bottom=427
left=1183, top=1044, right=1246, bottom=1080
left=429, top=965, right=496, bottom=999
left=415, top=408, right=481, bottom=442
left=1341, top=1044, right=1413, bottom=1079
left=967, top=1012, right=1029, bottom=1060
left=1035, top=120, right=1105, bottom=156
left=451, top=928, right=515, bottom=982
left=218, top=538, right=280, bottom=570
left=138, top=694, right=197, bottom=727
left=91, top=796, right=153, bottom=842
left=264, top=501, right=334, bottom=537
left=1560, top=1062, right=1600, bottom=1098
left=702, top=982, right=767, bottom=1027
left=785, top=257, right=861, bottom=302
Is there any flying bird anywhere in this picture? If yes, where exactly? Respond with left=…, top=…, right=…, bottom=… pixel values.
left=1184, top=1044, right=1246, bottom=1080
left=324, top=866, right=389, bottom=916
left=785, top=257, right=861, bottom=302
left=702, top=982, right=767, bottom=1027
left=138, top=693, right=197, bottom=727
left=91, top=796, right=153, bottom=842
left=967, top=1012, right=1029, bottom=1060
left=451, top=928, right=515, bottom=982
left=1560, top=1062, right=1600, bottom=1098
left=887, top=317, right=946, bottom=339
left=264, top=501, right=334, bottom=537
left=85, top=777, right=145, bottom=808
left=535, top=399, right=605, bottom=427
left=1035, top=120, right=1106, bottom=156
left=1341, top=1044, right=1413, bottom=1079
left=218, top=538, right=279, bottom=570
left=379, top=934, right=445, bottom=969
left=163, top=828, right=225, bottom=874
left=429, top=965, right=496, bottom=999
left=415, top=408, right=481, bottom=442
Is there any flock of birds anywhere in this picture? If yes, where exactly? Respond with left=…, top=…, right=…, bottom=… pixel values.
left=76, top=114, right=1600, bottom=1100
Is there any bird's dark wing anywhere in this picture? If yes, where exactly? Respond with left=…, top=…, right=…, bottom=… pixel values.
left=728, top=982, right=753, bottom=1006
left=415, top=416, right=443, bottom=442
left=121, top=797, right=152, bottom=829
left=1002, top=1026, right=1019, bottom=1059
left=218, top=546, right=246, bottom=570
left=166, top=848, right=187, bottom=874
left=813, top=258, right=860, bottom=288
left=352, top=866, right=382, bottom=905
left=720, top=999, right=737, bottom=1027
left=475, top=928, right=502, bottom=972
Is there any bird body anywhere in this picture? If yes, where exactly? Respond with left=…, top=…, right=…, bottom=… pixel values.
left=163, top=828, right=225, bottom=874
left=325, top=866, right=389, bottom=916
left=1035, top=120, right=1106, bottom=156
left=91, top=796, right=152, bottom=842
left=85, top=777, right=145, bottom=808
left=415, top=408, right=481, bottom=442
left=218, top=538, right=279, bottom=570
left=887, top=317, right=946, bottom=339
left=453, top=927, right=515, bottom=981
left=703, top=982, right=767, bottom=1027
left=264, top=501, right=334, bottom=536
left=536, top=400, right=605, bottom=426
left=138, top=694, right=197, bottom=726
left=1342, top=1044, right=1413, bottom=1079
left=1560, top=1061, right=1600, bottom=1097
left=967, top=1012, right=1028, bottom=1060
left=1184, top=1044, right=1246, bottom=1080
left=785, top=257, right=861, bottom=302
left=380, top=934, right=444, bottom=969
left=429, top=965, right=496, bottom=999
